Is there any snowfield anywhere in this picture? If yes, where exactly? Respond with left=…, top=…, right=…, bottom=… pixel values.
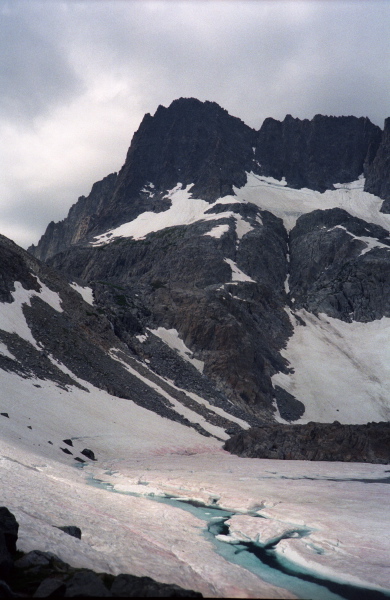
left=272, top=309, right=390, bottom=424
left=1, top=366, right=390, bottom=598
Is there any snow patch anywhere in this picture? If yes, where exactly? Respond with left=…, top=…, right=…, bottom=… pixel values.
left=70, top=282, right=94, bottom=305
left=109, top=349, right=226, bottom=439
left=0, top=342, right=15, bottom=360
left=91, top=184, right=254, bottom=247
left=224, top=259, right=255, bottom=283
left=135, top=334, right=148, bottom=343
left=204, top=224, right=230, bottom=239
left=148, top=327, right=204, bottom=373
left=233, top=173, right=390, bottom=233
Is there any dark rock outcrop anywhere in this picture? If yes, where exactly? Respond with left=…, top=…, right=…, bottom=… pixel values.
left=255, top=114, right=381, bottom=192
left=45, top=206, right=292, bottom=419
left=0, top=508, right=19, bottom=556
left=224, top=421, right=390, bottom=463
left=56, top=526, right=81, bottom=540
left=21, top=99, right=390, bottom=422
left=0, top=232, right=249, bottom=434
left=288, top=208, right=390, bottom=321
left=28, top=173, right=118, bottom=262
left=365, top=117, right=390, bottom=211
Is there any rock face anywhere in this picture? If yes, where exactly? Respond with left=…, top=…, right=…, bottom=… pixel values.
left=224, top=422, right=390, bottom=463
left=29, top=100, right=383, bottom=262
left=45, top=206, right=292, bottom=418
left=255, top=113, right=381, bottom=192
left=30, top=173, right=118, bottom=262
left=0, top=232, right=256, bottom=435
left=288, top=208, right=390, bottom=321
left=24, top=98, right=390, bottom=423
left=365, top=117, right=390, bottom=211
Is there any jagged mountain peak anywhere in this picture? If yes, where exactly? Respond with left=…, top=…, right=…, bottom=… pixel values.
left=25, top=98, right=390, bottom=425
left=29, top=98, right=388, bottom=263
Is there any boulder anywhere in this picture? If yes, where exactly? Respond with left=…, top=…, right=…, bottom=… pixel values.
left=80, top=449, right=96, bottom=461
left=56, top=526, right=81, bottom=540
left=0, top=508, right=19, bottom=554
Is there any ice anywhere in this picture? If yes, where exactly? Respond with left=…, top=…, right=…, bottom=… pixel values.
left=272, top=309, right=390, bottom=423
left=148, top=327, right=204, bottom=373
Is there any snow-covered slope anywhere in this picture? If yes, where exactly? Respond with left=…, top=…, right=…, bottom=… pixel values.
left=273, top=309, right=390, bottom=424
left=1, top=368, right=390, bottom=598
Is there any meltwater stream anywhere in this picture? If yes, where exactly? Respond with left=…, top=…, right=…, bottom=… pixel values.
left=83, top=469, right=390, bottom=600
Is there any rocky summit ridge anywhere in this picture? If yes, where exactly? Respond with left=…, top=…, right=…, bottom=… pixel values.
left=24, top=97, right=390, bottom=429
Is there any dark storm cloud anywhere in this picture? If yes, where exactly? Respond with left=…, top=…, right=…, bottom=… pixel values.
left=1, top=0, right=390, bottom=248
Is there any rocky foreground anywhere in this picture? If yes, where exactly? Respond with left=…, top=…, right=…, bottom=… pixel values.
left=224, top=421, right=390, bottom=463
left=0, top=507, right=202, bottom=598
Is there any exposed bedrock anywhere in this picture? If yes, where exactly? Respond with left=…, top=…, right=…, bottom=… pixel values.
left=47, top=207, right=293, bottom=419
left=255, top=113, right=381, bottom=192
left=28, top=173, right=118, bottom=262
left=365, top=117, right=390, bottom=211
left=288, top=208, right=390, bottom=321
left=29, top=99, right=384, bottom=265
left=224, top=421, right=390, bottom=463
left=29, top=98, right=257, bottom=261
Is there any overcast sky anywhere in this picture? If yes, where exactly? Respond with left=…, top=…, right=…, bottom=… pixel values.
left=1, top=0, right=389, bottom=248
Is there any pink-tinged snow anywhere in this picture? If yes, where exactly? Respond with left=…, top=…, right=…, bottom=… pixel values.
left=0, top=365, right=389, bottom=596
left=272, top=309, right=390, bottom=423
left=0, top=369, right=290, bottom=598
left=148, top=327, right=205, bottom=373
left=0, top=279, right=63, bottom=348
left=69, top=282, right=94, bottom=305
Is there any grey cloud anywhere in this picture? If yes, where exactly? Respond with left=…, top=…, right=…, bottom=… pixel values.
left=1, top=0, right=390, bottom=249
left=0, top=6, right=84, bottom=121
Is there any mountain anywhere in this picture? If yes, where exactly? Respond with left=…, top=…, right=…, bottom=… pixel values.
left=28, top=97, right=390, bottom=425
left=2, top=98, right=390, bottom=597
